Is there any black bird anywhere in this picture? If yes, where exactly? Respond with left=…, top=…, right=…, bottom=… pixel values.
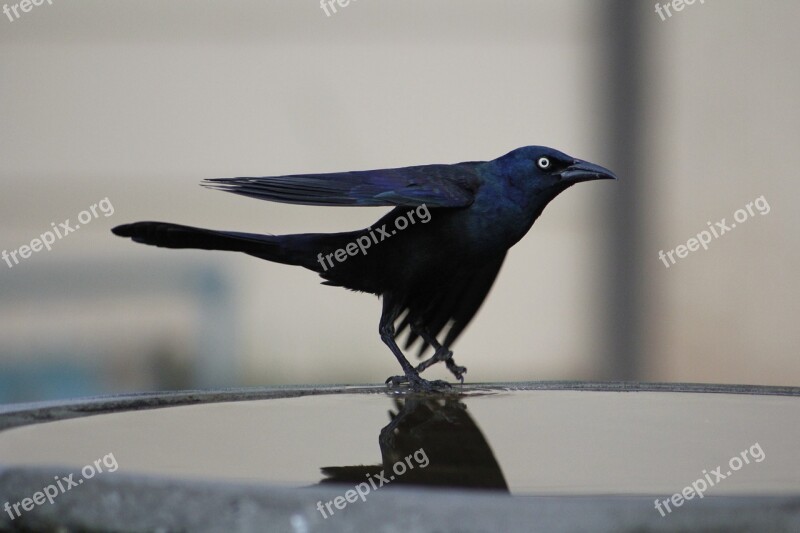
left=112, top=146, right=616, bottom=390
left=320, top=395, right=508, bottom=491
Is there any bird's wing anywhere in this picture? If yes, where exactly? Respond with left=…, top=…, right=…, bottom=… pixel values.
left=202, top=163, right=481, bottom=208
left=399, top=252, right=508, bottom=355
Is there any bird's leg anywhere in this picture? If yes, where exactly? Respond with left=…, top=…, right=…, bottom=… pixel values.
left=380, top=298, right=450, bottom=391
left=411, top=325, right=467, bottom=383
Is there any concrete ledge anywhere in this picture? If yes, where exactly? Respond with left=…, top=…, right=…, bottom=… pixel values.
left=1, top=466, right=799, bottom=532
left=2, top=382, right=799, bottom=531
left=2, top=381, right=799, bottom=433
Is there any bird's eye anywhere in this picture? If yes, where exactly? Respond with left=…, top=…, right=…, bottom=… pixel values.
left=537, top=157, right=551, bottom=170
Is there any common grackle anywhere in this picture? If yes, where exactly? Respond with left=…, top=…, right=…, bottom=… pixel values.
left=112, top=146, right=616, bottom=390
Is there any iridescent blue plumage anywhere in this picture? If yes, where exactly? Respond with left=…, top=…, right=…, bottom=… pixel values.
left=112, top=146, right=616, bottom=390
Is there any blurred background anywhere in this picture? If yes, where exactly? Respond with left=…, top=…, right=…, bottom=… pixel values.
left=1, top=1, right=798, bottom=403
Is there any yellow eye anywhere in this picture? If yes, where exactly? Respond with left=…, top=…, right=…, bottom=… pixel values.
left=537, top=157, right=551, bottom=170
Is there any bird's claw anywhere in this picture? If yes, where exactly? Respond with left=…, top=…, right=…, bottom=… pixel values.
left=385, top=373, right=452, bottom=392
left=416, top=347, right=456, bottom=371
left=446, top=360, right=467, bottom=383
left=385, top=374, right=408, bottom=387
left=410, top=346, right=467, bottom=384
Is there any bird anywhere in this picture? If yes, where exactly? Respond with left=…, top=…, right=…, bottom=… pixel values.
left=111, top=146, right=616, bottom=390
left=320, top=395, right=508, bottom=491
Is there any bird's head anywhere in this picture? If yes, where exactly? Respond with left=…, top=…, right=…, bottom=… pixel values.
left=477, top=146, right=617, bottom=236
left=494, top=145, right=617, bottom=196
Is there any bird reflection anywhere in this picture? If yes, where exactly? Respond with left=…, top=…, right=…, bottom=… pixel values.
left=320, top=394, right=508, bottom=491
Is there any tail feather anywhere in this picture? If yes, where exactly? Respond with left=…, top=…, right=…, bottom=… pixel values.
left=111, top=221, right=319, bottom=270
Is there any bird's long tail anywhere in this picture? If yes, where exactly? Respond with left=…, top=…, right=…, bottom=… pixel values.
left=111, top=221, right=329, bottom=272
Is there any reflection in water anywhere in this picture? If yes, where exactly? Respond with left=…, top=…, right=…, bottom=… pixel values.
left=320, top=394, right=508, bottom=491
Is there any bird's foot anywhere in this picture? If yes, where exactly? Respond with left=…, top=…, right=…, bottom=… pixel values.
left=415, top=347, right=454, bottom=373
left=446, top=360, right=467, bottom=383
left=385, top=373, right=451, bottom=392
left=416, top=347, right=467, bottom=383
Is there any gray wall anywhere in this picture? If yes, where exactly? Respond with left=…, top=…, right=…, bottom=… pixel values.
left=1, top=1, right=797, bottom=401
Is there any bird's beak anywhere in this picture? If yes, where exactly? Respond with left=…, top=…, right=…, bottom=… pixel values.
left=559, top=159, right=618, bottom=183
